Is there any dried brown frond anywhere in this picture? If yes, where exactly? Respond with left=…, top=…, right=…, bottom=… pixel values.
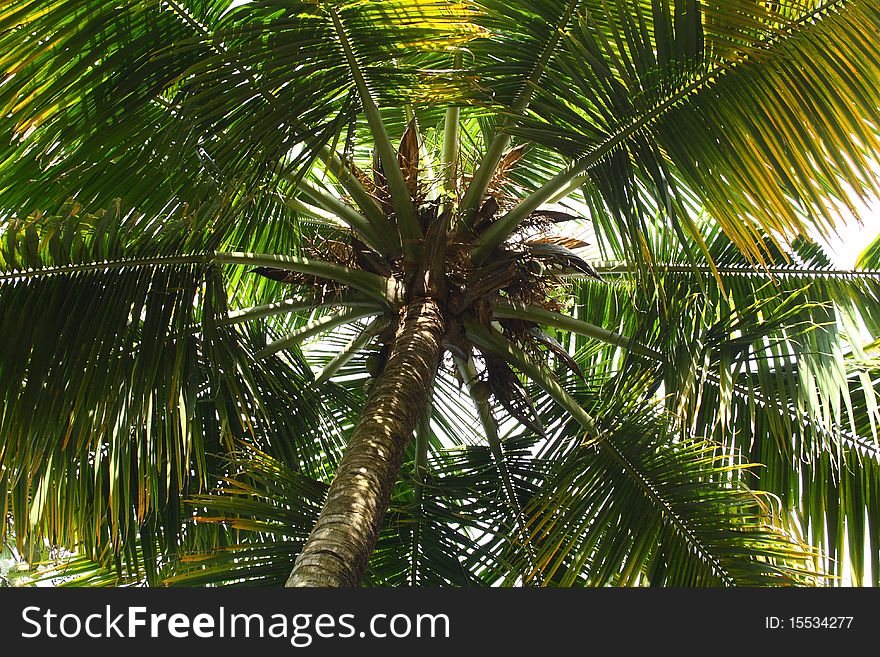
left=398, top=118, right=420, bottom=199
left=486, top=143, right=528, bottom=198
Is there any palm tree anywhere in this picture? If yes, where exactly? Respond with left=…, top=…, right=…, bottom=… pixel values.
left=2, top=0, right=880, bottom=587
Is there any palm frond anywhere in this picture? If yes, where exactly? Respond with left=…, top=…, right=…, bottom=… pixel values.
left=561, top=226, right=880, bottom=584
left=476, top=0, right=880, bottom=265
left=528, top=381, right=820, bottom=586
left=0, top=203, right=351, bottom=577
left=162, top=433, right=545, bottom=586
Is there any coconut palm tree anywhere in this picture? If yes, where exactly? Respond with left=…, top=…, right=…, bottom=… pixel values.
left=2, top=0, right=880, bottom=587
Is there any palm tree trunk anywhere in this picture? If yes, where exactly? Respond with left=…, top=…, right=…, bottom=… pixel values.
left=286, top=297, right=445, bottom=587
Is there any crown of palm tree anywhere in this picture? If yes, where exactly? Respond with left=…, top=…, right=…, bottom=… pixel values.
left=2, top=0, right=880, bottom=587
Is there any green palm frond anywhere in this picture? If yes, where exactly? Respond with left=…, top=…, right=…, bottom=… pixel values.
left=459, top=0, right=582, bottom=215
left=857, top=230, right=880, bottom=271
left=528, top=389, right=821, bottom=586
left=552, top=225, right=880, bottom=584
left=0, top=203, right=353, bottom=576
left=158, top=433, right=545, bottom=586
left=476, top=0, right=880, bottom=265
left=456, top=323, right=821, bottom=585
left=0, top=0, right=479, bottom=242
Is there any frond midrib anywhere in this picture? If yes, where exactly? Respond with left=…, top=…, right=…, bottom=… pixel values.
left=0, top=254, right=210, bottom=282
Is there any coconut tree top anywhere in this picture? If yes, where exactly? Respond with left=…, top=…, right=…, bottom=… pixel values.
left=2, top=0, right=880, bottom=586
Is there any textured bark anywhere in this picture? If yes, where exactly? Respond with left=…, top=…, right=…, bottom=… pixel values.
left=286, top=297, right=445, bottom=587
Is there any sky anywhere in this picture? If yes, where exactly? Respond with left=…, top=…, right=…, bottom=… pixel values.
left=817, top=196, right=880, bottom=268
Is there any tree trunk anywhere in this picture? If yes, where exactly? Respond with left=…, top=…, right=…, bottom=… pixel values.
left=286, top=297, right=445, bottom=587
